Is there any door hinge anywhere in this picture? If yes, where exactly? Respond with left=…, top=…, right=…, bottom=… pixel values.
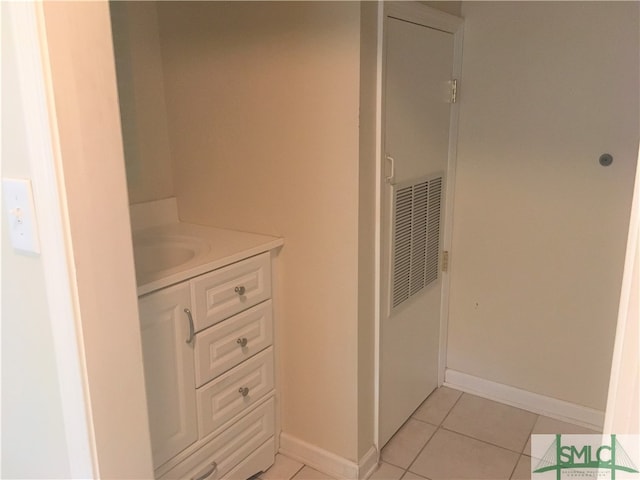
left=450, top=79, right=458, bottom=104
left=442, top=250, right=449, bottom=272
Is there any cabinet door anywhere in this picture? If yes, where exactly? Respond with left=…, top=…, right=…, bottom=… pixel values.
left=139, top=283, right=197, bottom=468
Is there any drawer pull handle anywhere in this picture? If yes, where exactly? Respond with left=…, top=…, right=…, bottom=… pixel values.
left=236, top=337, right=248, bottom=348
left=191, top=461, right=217, bottom=480
left=234, top=285, right=246, bottom=296
left=238, top=387, right=250, bottom=397
left=184, top=308, right=195, bottom=344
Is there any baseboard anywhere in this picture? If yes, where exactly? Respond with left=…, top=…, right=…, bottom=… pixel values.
left=444, top=369, right=604, bottom=431
left=279, top=432, right=379, bottom=480
left=358, top=446, right=379, bottom=480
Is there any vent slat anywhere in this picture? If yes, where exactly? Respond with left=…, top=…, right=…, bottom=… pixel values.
left=391, top=175, right=443, bottom=311
left=411, top=181, right=428, bottom=296
left=424, top=177, right=442, bottom=288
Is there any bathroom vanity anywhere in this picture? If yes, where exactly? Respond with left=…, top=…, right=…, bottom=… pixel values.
left=132, top=202, right=283, bottom=480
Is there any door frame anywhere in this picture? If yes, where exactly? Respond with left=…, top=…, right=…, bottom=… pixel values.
left=374, top=1, right=464, bottom=449
left=603, top=144, right=640, bottom=434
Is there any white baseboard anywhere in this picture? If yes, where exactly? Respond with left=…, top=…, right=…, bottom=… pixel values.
left=279, top=432, right=379, bottom=480
left=358, top=446, right=379, bottom=480
left=444, top=369, right=604, bottom=431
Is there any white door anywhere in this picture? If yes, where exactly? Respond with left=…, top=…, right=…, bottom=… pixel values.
left=139, top=283, right=198, bottom=468
left=379, top=13, right=455, bottom=447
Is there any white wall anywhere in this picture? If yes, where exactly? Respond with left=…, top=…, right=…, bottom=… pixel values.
left=448, top=1, right=639, bottom=411
left=156, top=1, right=365, bottom=462
left=1, top=6, right=71, bottom=476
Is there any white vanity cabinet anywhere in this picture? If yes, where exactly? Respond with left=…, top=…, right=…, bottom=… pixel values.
left=138, top=251, right=277, bottom=480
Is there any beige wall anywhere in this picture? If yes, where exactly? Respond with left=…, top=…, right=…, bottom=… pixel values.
left=42, top=2, right=154, bottom=477
left=156, top=1, right=366, bottom=461
left=110, top=1, right=174, bottom=205
left=448, top=1, right=639, bottom=410
left=422, top=1, right=462, bottom=17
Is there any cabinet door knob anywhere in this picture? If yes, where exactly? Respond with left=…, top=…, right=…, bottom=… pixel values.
left=234, top=285, right=246, bottom=296
left=191, top=461, right=217, bottom=480
left=236, top=337, right=248, bottom=348
left=238, top=387, right=250, bottom=397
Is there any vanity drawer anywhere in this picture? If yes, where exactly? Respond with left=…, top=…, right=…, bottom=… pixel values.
left=195, top=300, right=273, bottom=388
left=158, top=399, right=275, bottom=480
left=197, top=347, right=274, bottom=438
left=222, top=437, right=275, bottom=480
left=192, top=253, right=271, bottom=331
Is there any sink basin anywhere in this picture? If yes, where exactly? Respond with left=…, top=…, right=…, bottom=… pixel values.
left=133, top=233, right=210, bottom=277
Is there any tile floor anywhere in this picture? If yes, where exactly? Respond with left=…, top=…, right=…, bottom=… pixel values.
left=259, top=387, right=599, bottom=480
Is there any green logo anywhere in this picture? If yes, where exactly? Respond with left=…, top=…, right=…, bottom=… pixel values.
left=532, top=434, right=639, bottom=479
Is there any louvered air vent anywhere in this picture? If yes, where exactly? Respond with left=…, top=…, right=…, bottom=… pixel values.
left=391, top=175, right=443, bottom=311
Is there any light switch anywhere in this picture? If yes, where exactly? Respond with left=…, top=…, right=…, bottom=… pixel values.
left=3, top=177, right=40, bottom=254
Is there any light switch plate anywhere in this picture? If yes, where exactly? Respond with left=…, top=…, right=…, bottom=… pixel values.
left=3, top=177, right=41, bottom=254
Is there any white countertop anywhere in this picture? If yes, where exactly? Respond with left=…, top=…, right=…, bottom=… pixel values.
left=134, top=222, right=283, bottom=296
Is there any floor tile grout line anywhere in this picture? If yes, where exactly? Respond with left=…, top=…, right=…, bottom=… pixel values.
left=379, top=422, right=438, bottom=472
left=438, top=390, right=540, bottom=456
left=404, top=425, right=522, bottom=480
left=505, top=412, right=540, bottom=479
left=438, top=424, right=530, bottom=456
left=438, top=390, right=465, bottom=427
left=410, top=416, right=442, bottom=429
left=288, top=463, right=305, bottom=480
left=379, top=457, right=412, bottom=471
left=400, top=468, right=433, bottom=480
left=404, top=424, right=443, bottom=477
left=523, top=413, right=539, bottom=452
left=383, top=389, right=458, bottom=471
left=506, top=453, right=523, bottom=480
left=403, top=391, right=464, bottom=476
left=260, top=456, right=306, bottom=480
left=382, top=415, right=439, bottom=470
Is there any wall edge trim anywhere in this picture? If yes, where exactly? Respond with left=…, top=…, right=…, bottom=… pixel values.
left=278, top=433, right=379, bottom=480
left=358, top=445, right=379, bottom=480
left=444, top=369, right=604, bottom=431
